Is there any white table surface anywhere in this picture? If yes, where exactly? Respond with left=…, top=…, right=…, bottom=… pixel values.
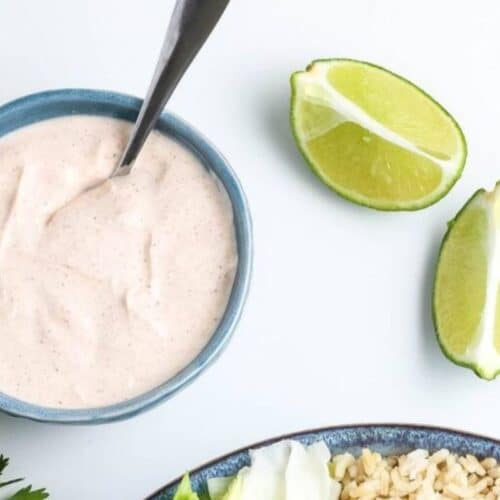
left=1, top=0, right=500, bottom=498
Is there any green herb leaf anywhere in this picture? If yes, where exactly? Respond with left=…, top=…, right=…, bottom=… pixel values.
left=0, top=478, right=23, bottom=489
left=8, top=485, right=49, bottom=500
left=173, top=474, right=199, bottom=500
left=0, top=456, right=9, bottom=476
left=0, top=455, right=23, bottom=492
left=0, top=455, right=48, bottom=499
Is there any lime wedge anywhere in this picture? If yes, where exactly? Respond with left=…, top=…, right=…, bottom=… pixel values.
left=290, top=59, right=467, bottom=210
left=434, top=185, right=500, bottom=379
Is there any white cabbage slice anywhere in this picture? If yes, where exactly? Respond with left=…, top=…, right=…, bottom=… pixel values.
left=207, top=439, right=341, bottom=500
left=285, top=441, right=340, bottom=500
left=220, top=472, right=244, bottom=500
left=207, top=476, right=234, bottom=500
left=239, top=440, right=291, bottom=500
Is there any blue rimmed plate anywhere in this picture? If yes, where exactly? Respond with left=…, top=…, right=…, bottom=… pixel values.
left=148, top=424, right=500, bottom=499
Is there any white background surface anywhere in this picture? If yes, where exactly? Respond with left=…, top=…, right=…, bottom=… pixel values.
left=1, top=0, right=500, bottom=498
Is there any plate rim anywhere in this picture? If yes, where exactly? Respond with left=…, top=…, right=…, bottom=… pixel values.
left=147, top=422, right=500, bottom=499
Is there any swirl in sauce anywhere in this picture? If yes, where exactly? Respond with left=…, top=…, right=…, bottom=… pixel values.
left=0, top=116, right=237, bottom=408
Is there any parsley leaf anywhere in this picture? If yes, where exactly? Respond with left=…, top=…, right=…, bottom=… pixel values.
left=0, top=456, right=8, bottom=476
left=0, top=455, right=23, bottom=491
left=8, top=486, right=49, bottom=500
left=0, top=479, right=24, bottom=489
left=0, top=454, right=48, bottom=499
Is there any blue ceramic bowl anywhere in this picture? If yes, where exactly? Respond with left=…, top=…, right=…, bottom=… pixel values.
left=0, top=89, right=252, bottom=424
left=149, top=424, right=500, bottom=499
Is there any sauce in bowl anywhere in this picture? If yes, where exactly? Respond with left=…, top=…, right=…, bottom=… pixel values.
left=0, top=115, right=237, bottom=408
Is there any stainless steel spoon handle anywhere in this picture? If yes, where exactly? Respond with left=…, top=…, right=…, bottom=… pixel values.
left=112, top=0, right=230, bottom=177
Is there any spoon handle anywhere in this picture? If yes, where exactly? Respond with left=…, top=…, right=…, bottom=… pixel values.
left=113, top=0, right=230, bottom=176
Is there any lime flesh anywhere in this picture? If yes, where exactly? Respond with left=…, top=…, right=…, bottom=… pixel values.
left=290, top=59, right=467, bottom=210
left=434, top=185, right=500, bottom=379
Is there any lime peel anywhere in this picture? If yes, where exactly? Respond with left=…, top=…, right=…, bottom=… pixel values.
left=291, top=59, right=467, bottom=211
left=434, top=184, right=500, bottom=379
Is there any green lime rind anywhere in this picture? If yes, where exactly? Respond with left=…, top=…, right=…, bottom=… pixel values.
left=290, top=58, right=468, bottom=211
left=432, top=188, right=500, bottom=380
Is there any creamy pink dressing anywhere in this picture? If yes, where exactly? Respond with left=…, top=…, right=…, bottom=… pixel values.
left=0, top=115, right=237, bottom=408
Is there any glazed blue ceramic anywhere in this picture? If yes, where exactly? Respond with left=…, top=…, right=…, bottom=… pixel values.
left=149, top=424, right=500, bottom=499
left=0, top=89, right=252, bottom=424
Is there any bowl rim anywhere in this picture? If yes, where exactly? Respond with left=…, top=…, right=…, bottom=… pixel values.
left=148, top=423, right=500, bottom=499
left=0, top=89, right=253, bottom=424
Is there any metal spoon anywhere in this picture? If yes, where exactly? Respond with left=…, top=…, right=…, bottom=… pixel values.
left=111, top=0, right=230, bottom=177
